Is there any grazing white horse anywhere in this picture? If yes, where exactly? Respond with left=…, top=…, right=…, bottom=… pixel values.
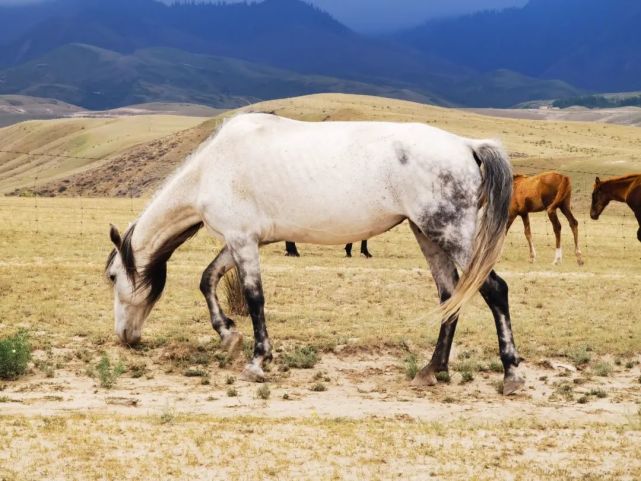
left=106, top=113, right=524, bottom=394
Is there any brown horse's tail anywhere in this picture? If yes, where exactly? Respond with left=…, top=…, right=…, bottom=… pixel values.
left=440, top=142, right=513, bottom=322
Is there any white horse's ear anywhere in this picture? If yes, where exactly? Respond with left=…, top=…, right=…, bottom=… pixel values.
left=110, top=224, right=122, bottom=249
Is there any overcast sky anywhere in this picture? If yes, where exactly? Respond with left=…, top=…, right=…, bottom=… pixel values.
left=0, top=0, right=529, bottom=32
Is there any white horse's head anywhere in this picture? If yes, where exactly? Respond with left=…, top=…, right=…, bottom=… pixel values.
left=106, top=224, right=154, bottom=345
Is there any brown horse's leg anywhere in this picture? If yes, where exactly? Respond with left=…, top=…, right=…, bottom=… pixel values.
left=560, top=203, right=584, bottom=265
left=522, top=213, right=536, bottom=263
left=548, top=208, right=563, bottom=265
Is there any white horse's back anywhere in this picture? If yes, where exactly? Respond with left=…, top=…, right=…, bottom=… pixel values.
left=194, top=113, right=485, bottom=245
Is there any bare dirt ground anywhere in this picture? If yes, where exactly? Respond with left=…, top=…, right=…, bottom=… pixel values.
left=2, top=347, right=639, bottom=423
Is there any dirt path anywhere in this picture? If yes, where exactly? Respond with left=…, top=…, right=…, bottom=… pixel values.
left=2, top=352, right=639, bottom=425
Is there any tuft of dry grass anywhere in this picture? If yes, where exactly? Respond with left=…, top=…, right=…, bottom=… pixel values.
left=221, top=268, right=248, bottom=317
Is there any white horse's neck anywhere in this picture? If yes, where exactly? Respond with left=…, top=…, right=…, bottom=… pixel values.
left=131, top=166, right=201, bottom=261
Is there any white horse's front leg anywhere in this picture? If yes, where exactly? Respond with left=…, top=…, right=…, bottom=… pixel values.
left=199, top=246, right=243, bottom=355
left=227, top=238, right=272, bottom=382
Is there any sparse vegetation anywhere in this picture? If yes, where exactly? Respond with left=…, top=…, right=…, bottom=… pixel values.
left=435, top=371, right=450, bottom=384
left=281, top=346, right=319, bottom=369
left=310, top=382, right=327, bottom=392
left=94, top=354, right=126, bottom=389
left=256, top=384, right=270, bottom=400
left=404, top=352, right=419, bottom=380
left=460, top=371, right=474, bottom=384
left=0, top=331, right=31, bottom=380
left=592, top=361, right=613, bottom=377
left=226, top=387, right=238, bottom=397
left=568, top=346, right=592, bottom=368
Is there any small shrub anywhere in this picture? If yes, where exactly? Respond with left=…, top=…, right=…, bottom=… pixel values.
left=282, top=346, right=319, bottom=369
left=589, top=388, right=607, bottom=399
left=221, top=268, right=248, bottom=316
left=282, top=392, right=290, bottom=400
left=494, top=380, right=504, bottom=394
left=225, top=375, right=236, bottom=385
left=183, top=368, right=208, bottom=378
left=568, top=346, right=592, bottom=367
left=435, top=371, right=450, bottom=383
left=625, top=361, right=635, bottom=369
left=160, top=410, right=175, bottom=425
left=256, top=385, right=270, bottom=400
left=460, top=371, right=474, bottom=384
left=95, top=354, right=125, bottom=389
left=226, top=387, right=238, bottom=397
left=593, top=361, right=613, bottom=377
left=0, top=330, right=31, bottom=380
left=310, top=382, right=327, bottom=392
left=577, top=395, right=589, bottom=404
left=404, top=353, right=419, bottom=380
left=128, top=361, right=147, bottom=379
left=489, top=360, right=504, bottom=373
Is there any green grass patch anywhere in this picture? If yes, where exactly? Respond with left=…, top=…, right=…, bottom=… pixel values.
left=0, top=330, right=31, bottom=380
left=281, top=346, right=319, bottom=369
left=404, top=353, right=419, bottom=380
left=94, top=354, right=125, bottom=389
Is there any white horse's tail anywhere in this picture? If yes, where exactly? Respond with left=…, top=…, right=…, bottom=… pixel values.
left=440, top=142, right=513, bottom=321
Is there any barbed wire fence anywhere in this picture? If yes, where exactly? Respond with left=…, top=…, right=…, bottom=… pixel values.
left=0, top=148, right=638, bottom=264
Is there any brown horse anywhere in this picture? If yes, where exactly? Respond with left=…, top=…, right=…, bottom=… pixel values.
left=508, top=172, right=583, bottom=265
left=590, top=174, right=641, bottom=242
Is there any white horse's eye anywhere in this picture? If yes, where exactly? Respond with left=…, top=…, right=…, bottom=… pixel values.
left=109, top=274, right=116, bottom=283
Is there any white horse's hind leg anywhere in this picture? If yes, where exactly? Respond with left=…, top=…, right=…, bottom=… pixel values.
left=199, top=246, right=243, bottom=355
left=409, top=223, right=460, bottom=387
left=479, top=272, right=525, bottom=395
left=226, top=238, right=272, bottom=382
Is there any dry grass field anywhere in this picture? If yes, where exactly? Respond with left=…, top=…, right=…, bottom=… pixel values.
left=1, top=95, right=640, bottom=480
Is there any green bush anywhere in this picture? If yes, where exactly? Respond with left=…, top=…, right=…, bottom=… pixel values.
left=281, top=346, right=319, bottom=369
left=95, top=354, right=125, bottom=389
left=0, top=331, right=31, bottom=380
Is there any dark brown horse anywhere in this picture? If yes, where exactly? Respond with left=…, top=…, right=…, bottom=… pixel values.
left=591, top=174, right=641, bottom=242
left=508, top=172, right=583, bottom=265
left=285, top=241, right=372, bottom=258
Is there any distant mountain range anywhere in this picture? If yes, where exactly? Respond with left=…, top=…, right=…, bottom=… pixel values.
left=0, top=0, right=638, bottom=110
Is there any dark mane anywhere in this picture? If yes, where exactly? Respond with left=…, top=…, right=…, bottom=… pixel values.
left=105, top=222, right=203, bottom=304
left=139, top=222, right=204, bottom=304
left=105, top=223, right=137, bottom=285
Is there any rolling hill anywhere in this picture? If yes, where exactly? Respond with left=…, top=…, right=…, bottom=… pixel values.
left=5, top=93, right=640, bottom=198
left=0, top=114, right=206, bottom=194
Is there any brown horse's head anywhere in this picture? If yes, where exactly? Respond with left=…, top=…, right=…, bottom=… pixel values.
left=590, top=177, right=609, bottom=220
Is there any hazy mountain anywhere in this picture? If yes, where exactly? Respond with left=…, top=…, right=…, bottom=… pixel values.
left=398, top=0, right=641, bottom=92
left=0, top=0, right=585, bottom=109
left=0, top=43, right=440, bottom=109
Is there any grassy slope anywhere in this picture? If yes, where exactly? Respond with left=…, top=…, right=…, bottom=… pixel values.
left=0, top=114, right=207, bottom=194
left=11, top=92, right=641, bottom=203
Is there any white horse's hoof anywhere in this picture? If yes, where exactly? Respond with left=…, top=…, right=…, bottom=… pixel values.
left=503, top=375, right=525, bottom=396
left=221, top=331, right=243, bottom=357
left=241, top=364, right=266, bottom=383
left=411, top=367, right=438, bottom=387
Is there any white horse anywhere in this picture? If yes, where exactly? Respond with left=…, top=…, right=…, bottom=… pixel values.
left=106, top=113, right=524, bottom=395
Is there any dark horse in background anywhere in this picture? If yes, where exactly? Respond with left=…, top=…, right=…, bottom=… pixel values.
left=285, top=240, right=372, bottom=258
left=591, top=174, right=641, bottom=242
